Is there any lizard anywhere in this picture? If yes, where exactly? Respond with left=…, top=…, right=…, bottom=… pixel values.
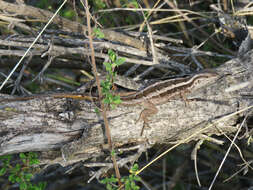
left=119, top=70, right=219, bottom=135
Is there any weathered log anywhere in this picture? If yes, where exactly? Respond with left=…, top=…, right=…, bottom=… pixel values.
left=0, top=50, right=252, bottom=167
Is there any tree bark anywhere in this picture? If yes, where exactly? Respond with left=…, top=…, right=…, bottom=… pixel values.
left=0, top=50, right=252, bottom=167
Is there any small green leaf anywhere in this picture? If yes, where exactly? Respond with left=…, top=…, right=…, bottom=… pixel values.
left=0, top=167, right=6, bottom=176
left=8, top=174, right=16, bottom=183
left=130, top=164, right=139, bottom=173
left=108, top=50, right=116, bottom=62
left=28, top=152, right=37, bottom=159
left=109, top=176, right=118, bottom=183
left=100, top=178, right=108, bottom=184
left=14, top=164, right=21, bottom=173
left=101, top=80, right=106, bottom=86
left=111, top=149, right=115, bottom=156
left=115, top=57, right=125, bottom=66
left=25, top=173, right=33, bottom=181
left=19, top=153, right=26, bottom=159
left=133, top=175, right=141, bottom=181
left=103, top=62, right=112, bottom=72
left=20, top=182, right=27, bottom=190
left=29, top=158, right=40, bottom=165
left=0, top=154, right=12, bottom=161
left=106, top=183, right=113, bottom=190
left=132, top=1, right=139, bottom=8
left=16, top=176, right=22, bottom=183
left=93, top=0, right=106, bottom=9
left=103, top=98, right=110, bottom=104
left=133, top=184, right=140, bottom=190
left=131, top=181, right=137, bottom=188
left=21, top=157, right=27, bottom=164
left=1, top=154, right=12, bottom=165
left=101, top=80, right=111, bottom=92
left=125, top=179, right=130, bottom=190
left=93, top=28, right=105, bottom=39
left=27, top=183, right=35, bottom=190
left=112, top=96, right=122, bottom=104
left=95, top=108, right=100, bottom=114
left=62, top=9, right=75, bottom=19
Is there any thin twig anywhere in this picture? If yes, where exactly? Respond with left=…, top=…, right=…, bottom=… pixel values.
left=82, top=0, right=122, bottom=185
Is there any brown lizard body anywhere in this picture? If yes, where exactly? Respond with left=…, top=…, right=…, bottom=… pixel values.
left=120, top=71, right=218, bottom=105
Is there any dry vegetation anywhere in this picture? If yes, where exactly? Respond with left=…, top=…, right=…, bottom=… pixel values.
left=0, top=0, right=253, bottom=190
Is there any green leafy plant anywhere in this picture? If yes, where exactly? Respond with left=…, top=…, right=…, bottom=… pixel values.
left=100, top=164, right=141, bottom=190
left=100, top=175, right=118, bottom=190
left=0, top=152, right=47, bottom=190
left=101, top=49, right=125, bottom=109
left=121, top=164, right=141, bottom=190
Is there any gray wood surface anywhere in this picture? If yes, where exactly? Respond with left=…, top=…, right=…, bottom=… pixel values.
left=1, top=50, right=252, bottom=166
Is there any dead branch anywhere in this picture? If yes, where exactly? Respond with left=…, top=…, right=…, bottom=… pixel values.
left=0, top=50, right=252, bottom=167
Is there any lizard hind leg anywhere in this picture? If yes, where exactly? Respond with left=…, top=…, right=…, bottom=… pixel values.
left=136, top=100, right=158, bottom=136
